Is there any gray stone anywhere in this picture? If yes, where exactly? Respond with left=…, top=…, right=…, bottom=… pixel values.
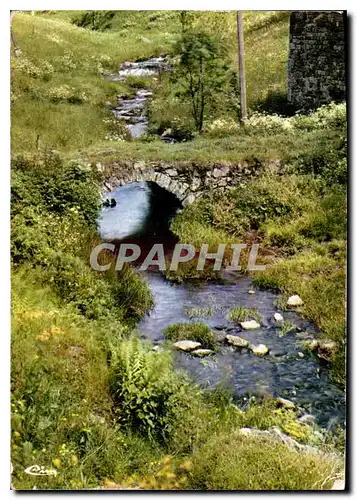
left=191, top=177, right=201, bottom=191
left=166, top=168, right=178, bottom=177
left=299, top=414, right=316, bottom=425
left=182, top=194, right=196, bottom=207
left=240, top=320, right=261, bottom=330
left=317, top=341, right=338, bottom=360
left=287, top=294, right=304, bottom=307
left=277, top=397, right=296, bottom=409
left=173, top=340, right=201, bottom=352
left=225, top=335, right=249, bottom=348
left=250, top=344, right=269, bottom=356
left=212, top=166, right=230, bottom=178
left=155, top=173, right=171, bottom=190
left=273, top=312, right=284, bottom=322
left=269, top=349, right=287, bottom=357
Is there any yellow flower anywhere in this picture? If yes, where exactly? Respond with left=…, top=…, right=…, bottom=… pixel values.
left=52, top=458, right=61, bottom=468
left=71, top=454, right=78, bottom=466
left=36, top=330, right=51, bottom=342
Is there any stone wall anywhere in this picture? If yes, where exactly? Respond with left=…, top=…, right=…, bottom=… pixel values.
left=287, top=11, right=346, bottom=111
left=98, top=160, right=281, bottom=206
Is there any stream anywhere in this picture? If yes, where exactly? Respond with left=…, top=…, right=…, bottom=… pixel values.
left=99, top=182, right=345, bottom=429
left=104, top=57, right=171, bottom=139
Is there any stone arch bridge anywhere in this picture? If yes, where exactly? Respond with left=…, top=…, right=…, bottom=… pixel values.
left=98, top=160, right=280, bottom=206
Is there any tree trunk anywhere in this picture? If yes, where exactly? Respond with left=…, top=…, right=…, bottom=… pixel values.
left=237, top=11, right=247, bottom=122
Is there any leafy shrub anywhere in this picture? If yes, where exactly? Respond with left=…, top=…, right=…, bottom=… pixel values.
left=109, top=339, right=191, bottom=442
left=291, top=133, right=347, bottom=185
left=11, top=152, right=100, bottom=225
left=163, top=323, right=216, bottom=349
left=46, top=85, right=88, bottom=104
left=203, top=102, right=346, bottom=138
left=72, top=11, right=116, bottom=31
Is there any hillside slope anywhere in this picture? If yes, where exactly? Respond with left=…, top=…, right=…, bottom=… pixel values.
left=11, top=11, right=289, bottom=155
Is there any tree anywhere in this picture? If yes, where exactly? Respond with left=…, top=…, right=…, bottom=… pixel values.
left=173, top=31, right=230, bottom=133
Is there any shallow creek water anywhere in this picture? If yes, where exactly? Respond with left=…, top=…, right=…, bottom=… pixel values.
left=104, top=57, right=171, bottom=138
left=99, top=182, right=345, bottom=429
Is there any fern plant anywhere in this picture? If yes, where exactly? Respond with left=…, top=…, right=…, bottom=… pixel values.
left=109, top=339, right=188, bottom=442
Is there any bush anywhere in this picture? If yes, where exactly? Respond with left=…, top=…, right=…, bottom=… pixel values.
left=163, top=323, right=216, bottom=349
left=72, top=11, right=116, bottom=31
left=11, top=152, right=100, bottom=225
left=291, top=135, right=347, bottom=185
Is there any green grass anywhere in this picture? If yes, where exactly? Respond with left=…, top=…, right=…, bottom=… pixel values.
left=185, top=306, right=214, bottom=318
left=188, top=431, right=339, bottom=490
left=227, top=306, right=263, bottom=324
left=163, top=322, right=216, bottom=350
left=11, top=12, right=171, bottom=155
left=80, top=128, right=339, bottom=165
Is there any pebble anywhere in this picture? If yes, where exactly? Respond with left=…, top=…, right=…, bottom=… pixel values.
left=225, top=334, right=249, bottom=348
left=269, top=349, right=287, bottom=357
left=173, top=340, right=201, bottom=352
left=248, top=289, right=255, bottom=294
left=277, top=397, right=296, bottom=409
left=299, top=414, right=316, bottom=425
left=287, top=294, right=304, bottom=307
left=240, top=320, right=261, bottom=330
left=250, top=344, right=269, bottom=356
left=273, top=312, right=284, bottom=322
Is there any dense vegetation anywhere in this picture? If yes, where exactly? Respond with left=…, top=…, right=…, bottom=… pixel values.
left=11, top=11, right=346, bottom=490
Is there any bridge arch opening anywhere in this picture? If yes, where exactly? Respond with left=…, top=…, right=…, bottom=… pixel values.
left=99, top=180, right=182, bottom=242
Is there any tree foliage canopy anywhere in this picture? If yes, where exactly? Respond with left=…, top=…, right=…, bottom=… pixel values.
left=173, top=31, right=232, bottom=132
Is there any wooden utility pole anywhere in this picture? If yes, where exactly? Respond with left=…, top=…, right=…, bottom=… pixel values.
left=237, top=11, right=247, bottom=122
left=10, top=11, right=21, bottom=57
